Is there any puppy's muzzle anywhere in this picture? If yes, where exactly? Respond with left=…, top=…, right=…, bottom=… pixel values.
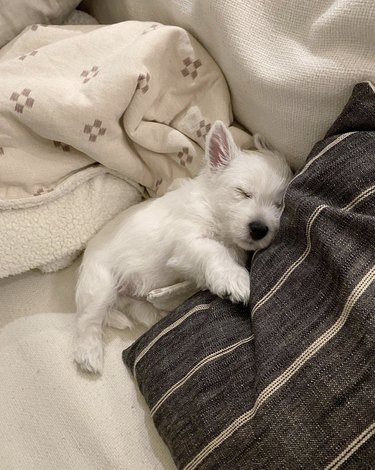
left=249, top=221, right=269, bottom=240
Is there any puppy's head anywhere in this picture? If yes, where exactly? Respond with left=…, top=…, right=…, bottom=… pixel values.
left=203, top=121, right=292, bottom=251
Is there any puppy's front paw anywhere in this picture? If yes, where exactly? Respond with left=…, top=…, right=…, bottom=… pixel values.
left=74, top=335, right=104, bottom=374
left=207, top=267, right=250, bottom=304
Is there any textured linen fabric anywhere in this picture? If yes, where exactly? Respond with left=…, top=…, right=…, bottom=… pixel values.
left=123, top=82, right=375, bottom=469
left=0, top=259, right=177, bottom=470
left=85, top=0, right=375, bottom=170
left=63, top=9, right=99, bottom=25
left=0, top=0, right=80, bottom=48
left=0, top=20, right=252, bottom=278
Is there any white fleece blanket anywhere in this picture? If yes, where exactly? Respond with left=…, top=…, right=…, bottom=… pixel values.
left=0, top=20, right=252, bottom=279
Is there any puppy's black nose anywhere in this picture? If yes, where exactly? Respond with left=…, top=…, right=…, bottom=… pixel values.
left=249, top=221, right=269, bottom=240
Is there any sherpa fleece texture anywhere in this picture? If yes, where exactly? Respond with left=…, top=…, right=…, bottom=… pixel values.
left=0, top=166, right=142, bottom=278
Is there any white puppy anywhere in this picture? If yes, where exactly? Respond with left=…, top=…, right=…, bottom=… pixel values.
left=74, top=121, right=292, bottom=373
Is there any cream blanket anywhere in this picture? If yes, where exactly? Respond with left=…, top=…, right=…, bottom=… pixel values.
left=87, top=0, right=375, bottom=170
left=0, top=21, right=252, bottom=278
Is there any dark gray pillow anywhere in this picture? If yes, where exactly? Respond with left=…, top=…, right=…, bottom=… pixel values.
left=123, top=82, right=375, bottom=470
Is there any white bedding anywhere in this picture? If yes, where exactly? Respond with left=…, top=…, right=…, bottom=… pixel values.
left=3, top=1, right=375, bottom=469
left=0, top=260, right=176, bottom=470
left=86, top=0, right=375, bottom=170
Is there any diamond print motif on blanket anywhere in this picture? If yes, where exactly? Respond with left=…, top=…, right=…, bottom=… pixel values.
left=81, top=66, right=100, bottom=84
left=196, top=120, right=211, bottom=139
left=136, top=73, right=150, bottom=93
left=18, top=51, right=38, bottom=61
left=181, top=57, right=202, bottom=79
left=10, top=89, right=35, bottom=114
left=83, top=120, right=107, bottom=142
left=30, top=24, right=48, bottom=31
left=54, top=141, right=71, bottom=152
left=177, top=147, right=193, bottom=166
left=142, top=24, right=160, bottom=35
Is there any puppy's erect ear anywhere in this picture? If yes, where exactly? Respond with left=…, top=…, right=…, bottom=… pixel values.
left=206, top=121, right=238, bottom=170
left=253, top=133, right=274, bottom=152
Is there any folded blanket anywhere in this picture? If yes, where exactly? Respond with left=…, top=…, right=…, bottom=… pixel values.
left=0, top=21, right=253, bottom=278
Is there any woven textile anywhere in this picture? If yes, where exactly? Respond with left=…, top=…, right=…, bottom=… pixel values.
left=85, top=0, right=375, bottom=170
left=123, top=82, right=375, bottom=469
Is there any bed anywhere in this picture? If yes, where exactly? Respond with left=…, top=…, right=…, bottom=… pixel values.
left=1, top=1, right=374, bottom=468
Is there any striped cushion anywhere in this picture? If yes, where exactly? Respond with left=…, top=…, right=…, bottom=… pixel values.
left=123, top=82, right=375, bottom=469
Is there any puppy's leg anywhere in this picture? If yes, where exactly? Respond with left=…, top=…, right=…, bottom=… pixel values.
left=74, top=262, right=117, bottom=374
left=106, top=309, right=134, bottom=330
left=105, top=296, right=165, bottom=330
left=123, top=296, right=167, bottom=329
left=168, top=239, right=250, bottom=304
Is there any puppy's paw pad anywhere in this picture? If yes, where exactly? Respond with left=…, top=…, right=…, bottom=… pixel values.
left=74, top=337, right=104, bottom=374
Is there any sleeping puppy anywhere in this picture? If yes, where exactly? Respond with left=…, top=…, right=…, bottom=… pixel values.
left=74, top=121, right=292, bottom=373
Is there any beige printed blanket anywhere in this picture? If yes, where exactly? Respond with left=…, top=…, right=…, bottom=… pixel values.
left=0, top=21, right=252, bottom=278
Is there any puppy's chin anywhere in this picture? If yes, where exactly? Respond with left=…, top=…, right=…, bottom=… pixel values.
left=235, top=236, right=274, bottom=252
left=235, top=238, right=257, bottom=251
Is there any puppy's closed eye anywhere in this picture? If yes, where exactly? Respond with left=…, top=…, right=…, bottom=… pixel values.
left=274, top=201, right=283, bottom=209
left=235, top=188, right=253, bottom=199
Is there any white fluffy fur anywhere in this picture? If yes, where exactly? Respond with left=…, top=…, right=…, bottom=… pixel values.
left=74, top=121, right=292, bottom=373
